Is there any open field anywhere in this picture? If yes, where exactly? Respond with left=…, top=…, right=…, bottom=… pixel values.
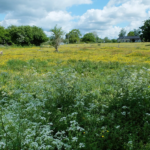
left=1, top=43, right=150, bottom=66
left=1, top=43, right=150, bottom=149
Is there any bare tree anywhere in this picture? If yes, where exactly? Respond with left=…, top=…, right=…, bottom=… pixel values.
left=50, top=25, right=64, bottom=52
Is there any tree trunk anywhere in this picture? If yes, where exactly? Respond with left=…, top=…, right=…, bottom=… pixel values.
left=55, top=46, right=59, bottom=52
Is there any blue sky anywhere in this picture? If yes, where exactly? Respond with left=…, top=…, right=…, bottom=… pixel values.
left=0, top=14, right=5, bottom=21
left=0, top=0, right=150, bottom=39
left=67, top=0, right=109, bottom=16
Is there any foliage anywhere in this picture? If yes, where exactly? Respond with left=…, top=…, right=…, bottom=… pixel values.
left=0, top=25, right=48, bottom=46
left=127, top=30, right=140, bottom=37
left=31, top=26, right=49, bottom=46
left=82, top=33, right=96, bottom=43
left=1, top=44, right=150, bottom=149
left=50, top=25, right=64, bottom=52
left=1, top=57, right=150, bottom=149
left=119, top=28, right=126, bottom=37
left=0, top=26, right=11, bottom=45
left=0, top=26, right=5, bottom=44
left=92, top=31, right=99, bottom=43
left=97, top=38, right=104, bottom=43
left=66, top=29, right=82, bottom=44
left=127, top=31, right=135, bottom=36
left=111, top=39, right=118, bottom=43
left=63, top=38, right=69, bottom=44
left=134, top=29, right=140, bottom=36
left=140, top=19, right=150, bottom=42
left=104, top=37, right=112, bottom=43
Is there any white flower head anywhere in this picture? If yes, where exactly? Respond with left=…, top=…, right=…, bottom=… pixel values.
left=116, top=125, right=120, bottom=129
left=79, top=143, right=85, bottom=148
left=146, top=113, right=150, bottom=116
left=72, top=137, right=78, bottom=142
left=122, top=106, right=128, bottom=109
left=121, top=112, right=126, bottom=115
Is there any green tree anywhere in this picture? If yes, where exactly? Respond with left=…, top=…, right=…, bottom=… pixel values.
left=50, top=25, right=64, bottom=52
left=31, top=26, right=48, bottom=46
left=0, top=26, right=6, bottom=44
left=111, top=39, right=117, bottom=43
left=82, top=33, right=96, bottom=43
left=104, top=37, right=111, bottom=43
left=118, top=28, right=126, bottom=37
left=21, top=26, right=33, bottom=45
left=127, top=31, right=135, bottom=36
left=97, top=38, right=103, bottom=43
left=66, top=29, right=81, bottom=43
left=7, top=25, right=48, bottom=46
left=134, top=29, right=140, bottom=36
left=6, top=25, right=19, bottom=44
left=0, top=26, right=11, bottom=45
left=92, top=31, right=99, bottom=43
left=140, top=19, right=150, bottom=42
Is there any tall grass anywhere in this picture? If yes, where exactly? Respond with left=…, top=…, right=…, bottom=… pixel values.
left=1, top=44, right=150, bottom=149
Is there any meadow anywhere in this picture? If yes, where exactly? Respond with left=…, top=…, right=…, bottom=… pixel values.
left=1, top=43, right=150, bottom=149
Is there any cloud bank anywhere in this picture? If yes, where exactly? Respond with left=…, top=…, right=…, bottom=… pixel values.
left=0, top=0, right=150, bottom=38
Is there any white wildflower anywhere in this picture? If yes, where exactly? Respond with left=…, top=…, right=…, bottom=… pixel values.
left=59, top=117, right=67, bottom=122
left=47, top=112, right=51, bottom=115
left=121, top=112, right=126, bottom=115
left=116, top=125, right=120, bottom=129
left=128, top=141, right=133, bottom=145
left=101, top=126, right=106, bottom=130
left=0, top=142, right=5, bottom=148
left=102, top=105, right=108, bottom=108
left=146, top=113, right=150, bottom=116
left=72, top=137, right=78, bottom=142
left=79, top=143, right=85, bottom=148
left=122, top=106, right=128, bottom=109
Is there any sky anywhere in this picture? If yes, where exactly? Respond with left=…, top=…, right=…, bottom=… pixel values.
left=0, top=0, right=150, bottom=39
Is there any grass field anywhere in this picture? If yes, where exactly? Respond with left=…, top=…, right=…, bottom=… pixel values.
left=1, top=43, right=150, bottom=149
left=1, top=43, right=150, bottom=66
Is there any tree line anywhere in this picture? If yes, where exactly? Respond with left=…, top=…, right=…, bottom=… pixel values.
left=0, top=25, right=117, bottom=47
left=0, top=25, right=48, bottom=46
left=1, top=18, right=150, bottom=49
left=118, top=28, right=140, bottom=38
left=64, top=29, right=117, bottom=44
left=118, top=18, right=150, bottom=42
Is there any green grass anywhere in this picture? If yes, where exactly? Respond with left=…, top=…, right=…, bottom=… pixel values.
left=1, top=58, right=150, bottom=149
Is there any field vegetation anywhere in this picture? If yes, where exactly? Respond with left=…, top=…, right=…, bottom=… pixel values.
left=1, top=43, right=150, bottom=149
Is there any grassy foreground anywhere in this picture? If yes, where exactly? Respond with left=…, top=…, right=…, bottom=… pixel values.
left=1, top=43, right=150, bottom=149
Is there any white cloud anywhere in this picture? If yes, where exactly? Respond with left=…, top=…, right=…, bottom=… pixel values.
left=0, top=0, right=150, bottom=39
left=76, top=0, right=150, bottom=38
left=0, top=19, right=19, bottom=27
left=0, top=0, right=92, bottom=33
left=36, top=11, right=75, bottom=32
left=0, top=0, right=92, bottom=13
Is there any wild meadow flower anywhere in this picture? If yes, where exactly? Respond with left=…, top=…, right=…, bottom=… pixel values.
left=146, top=113, right=150, bottom=116
left=122, top=106, right=128, bottom=109
left=79, top=143, right=85, bottom=148
left=121, top=112, right=126, bottom=115
left=116, top=125, right=120, bottom=129
left=72, top=137, right=78, bottom=142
